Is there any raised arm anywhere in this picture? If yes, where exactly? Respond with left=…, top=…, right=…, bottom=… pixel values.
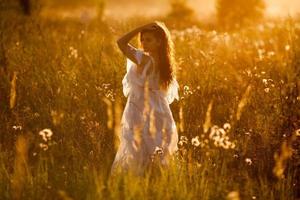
left=117, top=22, right=157, bottom=66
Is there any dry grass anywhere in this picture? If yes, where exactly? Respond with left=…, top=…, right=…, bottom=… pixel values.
left=0, top=9, right=299, bottom=200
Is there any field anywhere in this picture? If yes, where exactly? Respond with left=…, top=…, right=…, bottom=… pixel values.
left=0, top=2, right=300, bottom=200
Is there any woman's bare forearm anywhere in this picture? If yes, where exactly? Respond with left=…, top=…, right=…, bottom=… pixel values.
left=117, top=26, right=143, bottom=48
left=117, top=22, right=157, bottom=51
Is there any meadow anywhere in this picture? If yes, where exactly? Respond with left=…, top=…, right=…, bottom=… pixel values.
left=0, top=4, right=300, bottom=200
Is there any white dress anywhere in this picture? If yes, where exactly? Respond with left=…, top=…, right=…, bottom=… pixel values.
left=111, top=48, right=179, bottom=175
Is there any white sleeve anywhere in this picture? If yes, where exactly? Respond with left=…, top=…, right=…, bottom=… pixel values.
left=134, top=49, right=143, bottom=65
left=166, top=79, right=179, bottom=104
left=127, top=45, right=144, bottom=66
left=122, top=48, right=148, bottom=97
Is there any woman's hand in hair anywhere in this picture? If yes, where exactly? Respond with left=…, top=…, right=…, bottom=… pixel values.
left=141, top=22, right=160, bottom=31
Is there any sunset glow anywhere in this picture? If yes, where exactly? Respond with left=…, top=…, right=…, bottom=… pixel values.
left=105, top=0, right=300, bottom=19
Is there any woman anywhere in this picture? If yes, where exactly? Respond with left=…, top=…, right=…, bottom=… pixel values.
left=111, top=21, right=179, bottom=176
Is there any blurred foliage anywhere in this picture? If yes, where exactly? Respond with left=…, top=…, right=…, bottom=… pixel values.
left=0, top=0, right=42, bottom=16
left=216, top=0, right=266, bottom=30
left=166, top=0, right=198, bottom=29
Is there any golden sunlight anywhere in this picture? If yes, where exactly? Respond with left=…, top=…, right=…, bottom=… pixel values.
left=1, top=0, right=299, bottom=199
left=265, top=0, right=300, bottom=16
left=104, top=0, right=300, bottom=19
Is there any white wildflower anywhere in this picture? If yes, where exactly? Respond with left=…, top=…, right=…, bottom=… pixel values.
left=191, top=136, right=200, bottom=147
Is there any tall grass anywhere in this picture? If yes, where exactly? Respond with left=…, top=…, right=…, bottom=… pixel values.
left=0, top=11, right=299, bottom=200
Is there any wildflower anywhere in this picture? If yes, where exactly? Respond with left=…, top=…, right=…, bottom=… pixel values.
left=154, top=146, right=163, bottom=155
left=214, top=140, right=220, bottom=147
left=178, top=135, right=188, bottom=146
left=245, top=158, right=252, bottom=165
left=183, top=85, right=193, bottom=95
left=264, top=88, right=270, bottom=93
left=223, top=123, right=231, bottom=131
left=262, top=79, right=268, bottom=85
left=295, top=129, right=300, bottom=137
left=39, top=129, right=53, bottom=142
left=151, top=147, right=164, bottom=162
left=219, top=128, right=226, bottom=136
left=222, top=141, right=230, bottom=149
left=69, top=46, right=78, bottom=59
left=209, top=125, right=219, bottom=139
left=39, top=143, right=48, bottom=151
left=191, top=136, right=200, bottom=147
left=230, top=143, right=236, bottom=149
left=12, top=125, right=22, bottom=130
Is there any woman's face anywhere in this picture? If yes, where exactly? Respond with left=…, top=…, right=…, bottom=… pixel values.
left=140, top=32, right=161, bottom=53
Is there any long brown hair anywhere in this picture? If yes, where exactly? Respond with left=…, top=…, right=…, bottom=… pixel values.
left=139, top=22, right=176, bottom=90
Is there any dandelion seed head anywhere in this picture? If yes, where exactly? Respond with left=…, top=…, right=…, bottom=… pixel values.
left=39, top=129, right=53, bottom=142
left=262, top=79, right=268, bottom=85
left=245, top=132, right=251, bottom=136
left=69, top=46, right=78, bottom=59
left=180, top=135, right=188, bottom=142
left=245, top=158, right=252, bottom=165
left=154, top=146, right=163, bottom=155
left=264, top=88, right=270, bottom=93
left=219, top=128, right=226, bottom=136
left=39, top=143, right=48, bottom=151
left=179, top=135, right=188, bottom=146
left=295, top=129, right=300, bottom=137
left=222, top=142, right=230, bottom=149
left=12, top=125, right=22, bottom=130
left=223, top=123, right=231, bottom=131
left=230, top=143, right=236, bottom=149
left=191, top=136, right=200, bottom=147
